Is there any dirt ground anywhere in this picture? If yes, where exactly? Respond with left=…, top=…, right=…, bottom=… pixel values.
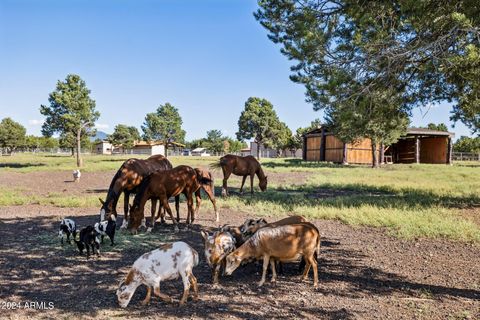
left=0, top=171, right=479, bottom=319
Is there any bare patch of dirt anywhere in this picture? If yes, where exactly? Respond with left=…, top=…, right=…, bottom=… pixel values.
left=0, top=171, right=114, bottom=197
left=0, top=203, right=479, bottom=319
left=460, top=207, right=480, bottom=227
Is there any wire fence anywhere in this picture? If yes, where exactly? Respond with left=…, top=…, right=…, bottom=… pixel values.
left=452, top=152, right=480, bottom=161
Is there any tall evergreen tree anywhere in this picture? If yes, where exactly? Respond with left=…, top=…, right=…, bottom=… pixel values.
left=142, top=103, right=186, bottom=156
left=40, top=74, right=99, bottom=167
left=237, top=97, right=282, bottom=159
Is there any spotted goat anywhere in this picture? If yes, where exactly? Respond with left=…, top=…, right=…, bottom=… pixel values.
left=58, top=218, right=77, bottom=245
left=94, top=219, right=116, bottom=246
left=116, top=241, right=199, bottom=307
left=201, top=230, right=236, bottom=285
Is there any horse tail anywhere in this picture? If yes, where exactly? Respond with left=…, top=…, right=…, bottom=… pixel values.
left=315, top=232, right=321, bottom=261
left=198, top=175, right=213, bottom=186
left=209, top=157, right=226, bottom=170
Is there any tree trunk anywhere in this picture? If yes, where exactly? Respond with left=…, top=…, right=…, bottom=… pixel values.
left=379, top=142, right=385, bottom=165
left=371, top=141, right=379, bottom=168
left=342, top=143, right=348, bottom=165
left=71, top=147, right=74, bottom=157
left=76, top=129, right=82, bottom=167
left=257, top=142, right=260, bottom=160
left=415, top=137, right=420, bottom=164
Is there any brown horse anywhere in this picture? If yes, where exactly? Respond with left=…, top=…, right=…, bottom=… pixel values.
left=98, top=154, right=176, bottom=229
left=128, top=166, right=214, bottom=233
left=211, top=155, right=267, bottom=196
left=154, top=167, right=219, bottom=225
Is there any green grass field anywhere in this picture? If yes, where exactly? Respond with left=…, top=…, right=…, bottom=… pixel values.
left=1, top=153, right=479, bottom=242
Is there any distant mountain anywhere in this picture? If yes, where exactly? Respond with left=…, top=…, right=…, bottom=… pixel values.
left=90, top=131, right=108, bottom=142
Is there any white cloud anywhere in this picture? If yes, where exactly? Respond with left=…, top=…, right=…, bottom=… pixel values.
left=28, top=119, right=44, bottom=126
left=94, top=123, right=109, bottom=130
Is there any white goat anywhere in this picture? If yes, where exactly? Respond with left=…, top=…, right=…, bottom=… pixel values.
left=73, top=169, right=81, bottom=182
left=116, top=241, right=199, bottom=307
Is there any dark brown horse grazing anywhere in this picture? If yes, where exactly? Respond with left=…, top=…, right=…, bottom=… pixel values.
left=128, top=166, right=214, bottom=233
left=211, top=155, right=267, bottom=196
left=99, top=154, right=176, bottom=229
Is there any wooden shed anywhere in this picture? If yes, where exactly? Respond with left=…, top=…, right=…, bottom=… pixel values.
left=303, top=127, right=454, bottom=165
left=386, top=128, right=454, bottom=164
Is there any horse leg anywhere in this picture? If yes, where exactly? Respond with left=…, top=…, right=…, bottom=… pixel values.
left=250, top=173, right=255, bottom=195
left=121, top=191, right=130, bottom=229
left=186, top=192, right=194, bottom=225
left=204, top=186, right=218, bottom=222
left=155, top=200, right=166, bottom=224
left=147, top=199, right=157, bottom=233
left=221, top=168, right=231, bottom=197
left=239, top=175, right=247, bottom=194
left=194, top=189, right=201, bottom=222
left=162, top=198, right=179, bottom=233
left=175, top=195, right=180, bottom=223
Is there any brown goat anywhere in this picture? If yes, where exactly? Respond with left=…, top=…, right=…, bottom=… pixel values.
left=242, top=215, right=306, bottom=237
left=225, top=223, right=320, bottom=287
left=128, top=166, right=213, bottom=233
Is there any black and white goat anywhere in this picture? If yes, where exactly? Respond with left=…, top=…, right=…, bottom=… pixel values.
left=75, top=225, right=100, bottom=259
left=94, top=219, right=116, bottom=246
left=58, top=218, right=77, bottom=244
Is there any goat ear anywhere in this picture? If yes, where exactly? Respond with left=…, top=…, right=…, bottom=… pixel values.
left=200, top=230, right=209, bottom=240
left=99, top=198, right=105, bottom=205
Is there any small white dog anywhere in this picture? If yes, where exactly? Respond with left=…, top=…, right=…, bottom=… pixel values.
left=73, top=169, right=81, bottom=182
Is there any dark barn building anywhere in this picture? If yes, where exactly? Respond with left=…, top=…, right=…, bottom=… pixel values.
left=303, top=127, right=454, bottom=165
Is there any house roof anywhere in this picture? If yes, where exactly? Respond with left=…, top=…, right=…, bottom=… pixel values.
left=192, top=147, right=207, bottom=152
left=133, top=140, right=164, bottom=147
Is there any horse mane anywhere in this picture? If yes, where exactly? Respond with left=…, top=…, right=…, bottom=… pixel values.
left=103, top=166, right=124, bottom=207
left=256, top=165, right=266, bottom=181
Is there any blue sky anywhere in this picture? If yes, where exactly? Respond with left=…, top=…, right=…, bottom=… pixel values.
left=0, top=0, right=474, bottom=141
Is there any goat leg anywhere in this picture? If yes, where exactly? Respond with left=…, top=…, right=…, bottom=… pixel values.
left=258, top=255, right=270, bottom=287
left=212, top=264, right=221, bottom=286
left=179, top=271, right=191, bottom=305
left=154, top=285, right=172, bottom=303
left=269, top=259, right=277, bottom=283
left=189, top=273, right=199, bottom=301
left=141, top=286, right=152, bottom=305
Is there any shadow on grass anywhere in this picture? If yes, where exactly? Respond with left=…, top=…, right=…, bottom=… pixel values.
left=224, top=183, right=479, bottom=211
left=0, top=162, right=46, bottom=169
left=1, top=214, right=478, bottom=319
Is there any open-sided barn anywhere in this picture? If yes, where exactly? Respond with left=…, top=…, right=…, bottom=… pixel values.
left=303, top=127, right=454, bottom=165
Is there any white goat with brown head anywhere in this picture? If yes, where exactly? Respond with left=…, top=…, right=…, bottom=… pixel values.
left=116, top=241, right=199, bottom=307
